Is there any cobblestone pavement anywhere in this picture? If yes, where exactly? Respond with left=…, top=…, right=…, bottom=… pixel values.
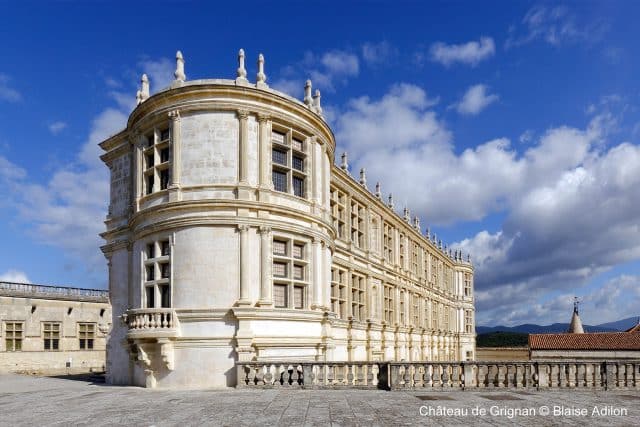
left=1, top=374, right=639, bottom=426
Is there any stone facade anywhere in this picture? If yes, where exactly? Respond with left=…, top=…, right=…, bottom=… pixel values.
left=100, top=50, right=475, bottom=389
left=0, top=281, right=110, bottom=374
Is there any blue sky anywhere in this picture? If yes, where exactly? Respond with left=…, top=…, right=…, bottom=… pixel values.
left=1, top=1, right=639, bottom=326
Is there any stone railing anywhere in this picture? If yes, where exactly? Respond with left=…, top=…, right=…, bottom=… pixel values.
left=237, top=360, right=640, bottom=390
left=0, top=281, right=109, bottom=302
left=237, top=362, right=387, bottom=389
left=125, top=308, right=179, bottom=339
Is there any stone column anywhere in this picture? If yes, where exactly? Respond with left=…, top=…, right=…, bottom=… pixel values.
left=132, top=134, right=144, bottom=212
left=312, top=237, right=323, bottom=310
left=257, top=113, right=272, bottom=190
left=237, top=109, right=249, bottom=185
left=257, top=226, right=272, bottom=306
left=237, top=225, right=251, bottom=305
left=168, top=110, right=181, bottom=188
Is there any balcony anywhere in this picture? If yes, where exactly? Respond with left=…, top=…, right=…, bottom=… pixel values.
left=125, top=308, right=180, bottom=339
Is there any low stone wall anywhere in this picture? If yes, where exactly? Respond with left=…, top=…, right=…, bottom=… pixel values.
left=237, top=360, right=640, bottom=391
left=0, top=351, right=105, bottom=375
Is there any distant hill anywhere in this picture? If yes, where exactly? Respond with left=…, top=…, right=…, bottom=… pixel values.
left=477, top=331, right=529, bottom=348
left=476, top=316, right=639, bottom=335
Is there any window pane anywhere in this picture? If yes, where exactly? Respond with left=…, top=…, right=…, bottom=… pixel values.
left=160, top=284, right=171, bottom=308
left=292, top=244, right=303, bottom=259
left=271, top=131, right=285, bottom=145
left=273, top=262, right=287, bottom=278
left=272, top=149, right=287, bottom=166
left=14, top=339, right=21, bottom=351
left=274, top=284, right=287, bottom=308
left=160, top=169, right=170, bottom=190
left=294, top=286, right=304, bottom=309
left=293, top=176, right=304, bottom=197
left=146, top=265, right=155, bottom=281
left=292, top=138, right=303, bottom=151
left=160, top=263, right=170, bottom=279
left=146, top=153, right=154, bottom=169
left=293, top=265, right=304, bottom=280
left=161, top=241, right=170, bottom=256
left=272, top=170, right=287, bottom=192
left=292, top=156, right=304, bottom=171
left=160, top=148, right=170, bottom=163
left=145, top=286, right=155, bottom=308
left=147, top=243, right=155, bottom=259
left=273, top=240, right=286, bottom=256
left=160, top=128, right=171, bottom=141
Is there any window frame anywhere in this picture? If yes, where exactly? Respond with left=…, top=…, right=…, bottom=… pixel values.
left=350, top=273, right=366, bottom=322
left=78, top=323, right=96, bottom=350
left=331, top=267, right=348, bottom=319
left=271, top=129, right=307, bottom=199
left=43, top=322, right=61, bottom=351
left=272, top=236, right=309, bottom=309
left=4, top=321, right=23, bottom=352
left=142, top=125, right=171, bottom=196
left=143, top=237, right=172, bottom=309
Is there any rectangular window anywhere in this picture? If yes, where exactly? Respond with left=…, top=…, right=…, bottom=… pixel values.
left=350, top=200, right=365, bottom=248
left=464, top=273, right=472, bottom=297
left=292, top=155, right=304, bottom=171
left=399, top=234, right=405, bottom=270
left=272, top=170, right=287, bottom=192
left=292, top=176, right=304, bottom=197
left=4, top=322, right=23, bottom=352
left=273, top=262, right=287, bottom=277
left=331, top=267, right=348, bottom=319
left=272, top=237, right=308, bottom=309
left=399, top=290, right=405, bottom=325
left=271, top=130, right=306, bottom=198
left=43, top=322, right=60, bottom=351
left=465, top=310, right=474, bottom=333
left=272, top=149, right=287, bottom=166
left=351, top=274, right=366, bottom=322
left=383, top=284, right=394, bottom=324
left=79, top=323, right=95, bottom=350
left=274, top=284, right=287, bottom=308
left=412, top=294, right=420, bottom=326
left=160, top=169, right=170, bottom=190
left=330, top=187, right=347, bottom=240
left=143, top=124, right=172, bottom=196
left=293, top=286, right=304, bottom=309
left=411, top=243, right=419, bottom=274
left=383, top=223, right=394, bottom=263
left=143, top=238, right=171, bottom=308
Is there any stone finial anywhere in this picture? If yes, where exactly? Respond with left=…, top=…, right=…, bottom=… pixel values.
left=174, top=51, right=186, bottom=82
left=304, top=80, right=313, bottom=107
left=136, top=90, right=142, bottom=105
left=359, top=168, right=367, bottom=186
left=438, top=239, right=443, bottom=249
left=140, top=74, right=150, bottom=101
left=414, top=216, right=420, bottom=230
left=425, top=227, right=430, bottom=240
left=341, top=152, right=349, bottom=171
left=388, top=193, right=394, bottom=209
left=403, top=207, right=410, bottom=222
left=313, top=89, right=323, bottom=115
left=375, top=182, right=382, bottom=199
left=256, top=53, right=268, bottom=88
left=467, top=253, right=471, bottom=262
left=236, top=49, right=248, bottom=83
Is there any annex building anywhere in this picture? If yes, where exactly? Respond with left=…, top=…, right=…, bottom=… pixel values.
left=0, top=281, right=110, bottom=374
left=100, top=50, right=476, bottom=388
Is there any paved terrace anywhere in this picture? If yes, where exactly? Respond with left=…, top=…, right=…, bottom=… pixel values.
left=1, top=374, right=639, bottom=426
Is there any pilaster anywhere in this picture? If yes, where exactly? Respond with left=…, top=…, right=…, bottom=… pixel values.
left=257, top=226, right=273, bottom=307
left=168, top=110, right=182, bottom=202
left=236, top=224, right=251, bottom=306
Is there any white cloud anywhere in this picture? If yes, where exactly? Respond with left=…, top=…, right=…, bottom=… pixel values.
left=506, top=5, right=607, bottom=48
left=519, top=129, right=534, bottom=144
left=0, top=269, right=30, bottom=283
left=335, top=83, right=639, bottom=325
left=429, top=37, right=495, bottom=67
left=48, top=121, right=67, bottom=135
left=362, top=41, right=397, bottom=65
left=455, top=84, right=499, bottom=115
left=0, top=155, right=26, bottom=181
left=0, top=73, right=22, bottom=102
left=272, top=49, right=359, bottom=94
